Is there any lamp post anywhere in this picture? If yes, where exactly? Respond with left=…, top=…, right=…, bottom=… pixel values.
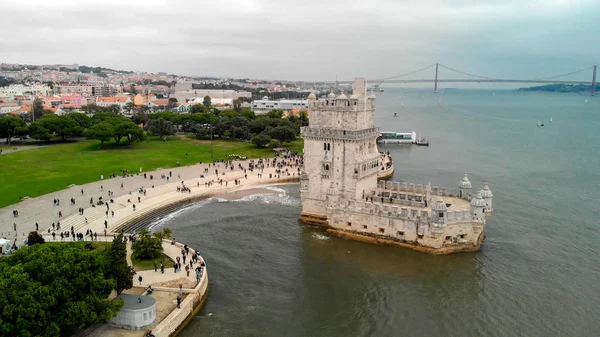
left=210, top=114, right=221, bottom=163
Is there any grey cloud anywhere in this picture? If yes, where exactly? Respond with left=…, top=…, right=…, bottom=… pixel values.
left=0, top=0, right=597, bottom=81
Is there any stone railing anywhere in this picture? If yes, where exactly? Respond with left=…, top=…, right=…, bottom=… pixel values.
left=301, top=126, right=380, bottom=141
left=151, top=240, right=209, bottom=337
left=346, top=200, right=430, bottom=221
left=376, top=181, right=461, bottom=198
left=446, top=210, right=473, bottom=223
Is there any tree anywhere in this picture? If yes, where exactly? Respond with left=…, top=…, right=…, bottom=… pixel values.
left=53, top=115, right=83, bottom=141
left=147, top=118, right=174, bottom=140
left=298, top=110, right=309, bottom=126
left=85, top=122, right=114, bottom=146
left=152, top=227, right=172, bottom=241
left=251, top=133, right=272, bottom=148
left=0, top=115, right=26, bottom=145
left=0, top=243, right=123, bottom=336
left=268, top=126, right=297, bottom=146
left=132, top=229, right=164, bottom=260
left=190, top=104, right=207, bottom=114
left=67, top=112, right=92, bottom=128
left=26, top=231, right=45, bottom=245
left=124, top=102, right=136, bottom=114
left=29, top=121, right=53, bottom=142
left=203, top=95, right=212, bottom=107
left=106, top=104, right=122, bottom=114
left=32, top=98, right=45, bottom=121
left=106, top=117, right=143, bottom=145
left=131, top=112, right=149, bottom=125
left=167, top=97, right=178, bottom=110
left=266, top=109, right=284, bottom=119
left=106, top=233, right=133, bottom=295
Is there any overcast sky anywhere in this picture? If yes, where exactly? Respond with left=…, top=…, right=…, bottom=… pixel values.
left=1, top=0, right=598, bottom=82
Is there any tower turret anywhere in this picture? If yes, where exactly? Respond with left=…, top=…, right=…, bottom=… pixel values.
left=431, top=197, right=448, bottom=225
left=470, top=190, right=486, bottom=220
left=458, top=173, right=472, bottom=199
left=481, top=182, right=493, bottom=213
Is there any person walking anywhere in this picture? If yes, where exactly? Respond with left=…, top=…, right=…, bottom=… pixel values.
left=160, top=262, right=164, bottom=274
left=154, top=261, right=157, bottom=272
left=138, top=275, right=143, bottom=285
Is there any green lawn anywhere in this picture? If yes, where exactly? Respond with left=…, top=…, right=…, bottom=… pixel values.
left=0, top=136, right=303, bottom=208
left=131, top=253, right=175, bottom=271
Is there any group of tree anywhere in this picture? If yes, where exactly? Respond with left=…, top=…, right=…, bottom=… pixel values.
left=0, top=234, right=133, bottom=336
left=0, top=97, right=307, bottom=148
left=0, top=110, right=145, bottom=146
left=131, top=228, right=172, bottom=260
left=132, top=107, right=307, bottom=147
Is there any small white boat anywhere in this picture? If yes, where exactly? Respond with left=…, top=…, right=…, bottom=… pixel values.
left=550, top=117, right=553, bottom=123
left=537, top=120, right=544, bottom=127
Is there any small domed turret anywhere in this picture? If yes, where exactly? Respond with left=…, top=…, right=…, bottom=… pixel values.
left=349, top=94, right=358, bottom=100
left=368, top=94, right=376, bottom=99
left=459, top=173, right=472, bottom=189
left=327, top=91, right=336, bottom=98
left=481, top=182, right=493, bottom=212
left=432, top=197, right=448, bottom=211
left=470, top=190, right=486, bottom=220
left=337, top=92, right=348, bottom=100
left=470, top=190, right=486, bottom=207
left=458, top=173, right=472, bottom=199
left=307, top=92, right=316, bottom=100
left=431, top=197, right=448, bottom=225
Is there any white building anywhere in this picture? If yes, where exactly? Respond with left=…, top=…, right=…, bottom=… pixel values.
left=0, top=84, right=51, bottom=98
left=298, top=78, right=493, bottom=254
left=0, top=103, right=20, bottom=114
left=251, top=97, right=308, bottom=114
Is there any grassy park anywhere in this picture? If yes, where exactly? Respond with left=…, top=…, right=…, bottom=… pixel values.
left=131, top=252, right=175, bottom=271
left=0, top=136, right=303, bottom=208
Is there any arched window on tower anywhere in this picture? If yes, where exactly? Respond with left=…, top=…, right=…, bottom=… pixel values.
left=324, top=143, right=327, bottom=151
left=327, top=143, right=331, bottom=151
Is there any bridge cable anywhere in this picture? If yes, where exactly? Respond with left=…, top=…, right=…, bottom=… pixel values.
left=438, top=64, right=499, bottom=80
left=532, top=66, right=594, bottom=80
left=377, top=64, right=437, bottom=82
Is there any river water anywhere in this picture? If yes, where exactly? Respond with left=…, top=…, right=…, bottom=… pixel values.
left=155, top=89, right=600, bottom=337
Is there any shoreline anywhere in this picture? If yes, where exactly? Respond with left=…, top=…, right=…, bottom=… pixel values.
left=1, top=156, right=302, bottom=337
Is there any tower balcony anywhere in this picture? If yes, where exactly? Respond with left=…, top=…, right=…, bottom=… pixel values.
left=301, top=127, right=380, bottom=141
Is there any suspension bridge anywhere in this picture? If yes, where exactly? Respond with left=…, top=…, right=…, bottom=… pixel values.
left=315, top=64, right=598, bottom=94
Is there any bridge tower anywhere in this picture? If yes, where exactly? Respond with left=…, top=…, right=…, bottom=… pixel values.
left=434, top=63, right=439, bottom=92
left=592, top=65, right=597, bottom=95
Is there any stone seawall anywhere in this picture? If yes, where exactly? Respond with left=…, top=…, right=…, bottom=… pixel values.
left=113, top=177, right=300, bottom=234
left=149, top=241, right=209, bottom=337
left=110, top=178, right=299, bottom=337
left=325, top=228, right=485, bottom=255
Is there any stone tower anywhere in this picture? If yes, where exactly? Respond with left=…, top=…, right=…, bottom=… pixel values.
left=299, top=78, right=381, bottom=224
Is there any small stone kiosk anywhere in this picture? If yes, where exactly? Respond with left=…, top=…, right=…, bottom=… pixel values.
left=109, top=294, right=156, bottom=330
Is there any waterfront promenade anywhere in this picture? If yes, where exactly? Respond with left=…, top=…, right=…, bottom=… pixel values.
left=0, top=156, right=301, bottom=337
left=0, top=157, right=301, bottom=239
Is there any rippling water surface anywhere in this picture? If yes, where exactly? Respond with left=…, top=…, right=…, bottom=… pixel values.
left=155, top=90, right=600, bottom=337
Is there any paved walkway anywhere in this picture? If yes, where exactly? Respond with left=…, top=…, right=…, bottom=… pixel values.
left=1, top=157, right=302, bottom=242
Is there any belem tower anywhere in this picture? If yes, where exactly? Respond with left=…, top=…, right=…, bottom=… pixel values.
left=298, top=78, right=494, bottom=254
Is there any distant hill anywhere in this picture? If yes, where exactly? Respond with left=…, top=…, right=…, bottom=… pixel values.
left=519, top=83, right=594, bottom=93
